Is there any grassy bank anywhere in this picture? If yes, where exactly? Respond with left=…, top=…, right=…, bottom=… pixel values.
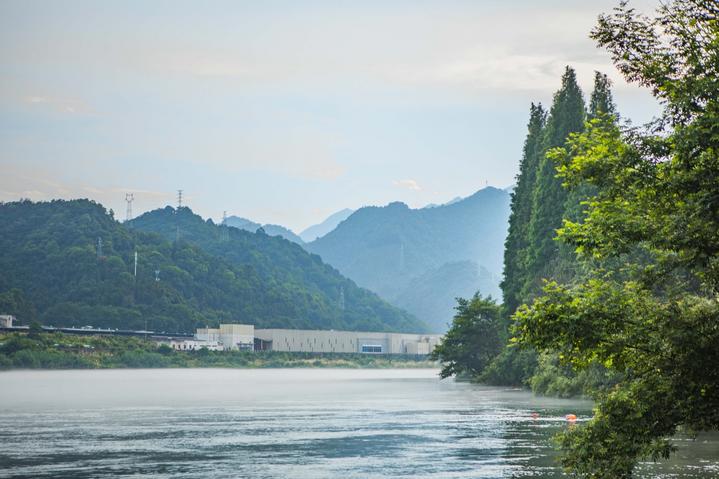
left=0, top=332, right=437, bottom=370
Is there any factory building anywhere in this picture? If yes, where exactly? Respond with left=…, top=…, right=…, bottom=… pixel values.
left=195, top=324, right=254, bottom=351
left=170, top=323, right=440, bottom=355
left=253, top=328, right=440, bottom=355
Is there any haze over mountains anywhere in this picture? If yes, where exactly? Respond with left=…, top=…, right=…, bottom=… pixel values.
left=306, top=187, right=511, bottom=332
left=216, top=186, right=511, bottom=332
left=223, top=216, right=305, bottom=245
left=299, top=209, right=355, bottom=243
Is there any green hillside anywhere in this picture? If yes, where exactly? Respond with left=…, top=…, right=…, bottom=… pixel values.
left=0, top=199, right=426, bottom=334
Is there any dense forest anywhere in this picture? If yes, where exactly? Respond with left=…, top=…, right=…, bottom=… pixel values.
left=0, top=199, right=426, bottom=333
left=433, top=0, right=719, bottom=476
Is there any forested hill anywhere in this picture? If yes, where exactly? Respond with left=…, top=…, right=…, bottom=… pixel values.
left=129, top=205, right=425, bottom=332
left=0, top=199, right=426, bottom=334
left=306, top=186, right=511, bottom=332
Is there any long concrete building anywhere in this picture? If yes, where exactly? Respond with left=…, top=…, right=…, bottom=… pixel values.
left=253, top=328, right=440, bottom=355
left=177, top=324, right=441, bottom=355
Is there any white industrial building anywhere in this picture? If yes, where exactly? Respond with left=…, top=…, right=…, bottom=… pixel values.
left=0, top=315, right=15, bottom=328
left=166, top=323, right=440, bottom=355
left=195, top=324, right=254, bottom=351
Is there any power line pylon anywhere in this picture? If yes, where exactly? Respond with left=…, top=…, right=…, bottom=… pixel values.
left=125, top=193, right=134, bottom=222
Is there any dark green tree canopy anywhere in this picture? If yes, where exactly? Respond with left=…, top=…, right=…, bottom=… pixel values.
left=501, top=103, right=546, bottom=318
left=430, top=294, right=502, bottom=379
left=523, top=66, right=586, bottom=298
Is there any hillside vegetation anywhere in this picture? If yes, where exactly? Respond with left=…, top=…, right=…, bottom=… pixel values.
left=0, top=200, right=426, bottom=333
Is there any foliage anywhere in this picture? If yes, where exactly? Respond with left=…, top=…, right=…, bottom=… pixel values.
left=523, top=67, right=586, bottom=297
left=514, top=1, right=719, bottom=476
left=501, top=103, right=546, bottom=319
left=0, top=199, right=425, bottom=334
left=491, top=68, right=618, bottom=392
left=478, top=345, right=538, bottom=387
left=430, top=294, right=502, bottom=379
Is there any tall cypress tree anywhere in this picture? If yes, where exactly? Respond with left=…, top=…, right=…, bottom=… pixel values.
left=588, top=71, right=617, bottom=119
left=559, top=72, right=619, bottom=276
left=561, top=72, right=618, bottom=226
left=501, top=103, right=546, bottom=319
left=522, top=67, right=586, bottom=298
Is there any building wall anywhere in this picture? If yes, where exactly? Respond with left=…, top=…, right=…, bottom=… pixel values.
left=0, top=315, right=14, bottom=328
left=219, top=324, right=254, bottom=350
left=254, top=328, right=441, bottom=355
left=195, top=328, right=220, bottom=342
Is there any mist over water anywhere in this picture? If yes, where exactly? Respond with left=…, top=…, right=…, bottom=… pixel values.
left=0, top=369, right=715, bottom=478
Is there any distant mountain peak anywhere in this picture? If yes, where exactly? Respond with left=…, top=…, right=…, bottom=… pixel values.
left=223, top=215, right=304, bottom=244
left=300, top=208, right=355, bottom=243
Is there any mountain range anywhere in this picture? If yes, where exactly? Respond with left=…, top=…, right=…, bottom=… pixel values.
left=305, top=187, right=511, bottom=332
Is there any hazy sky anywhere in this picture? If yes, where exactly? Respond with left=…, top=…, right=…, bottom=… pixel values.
left=1, top=0, right=660, bottom=232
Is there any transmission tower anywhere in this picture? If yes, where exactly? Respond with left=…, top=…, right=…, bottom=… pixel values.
left=96, top=237, right=103, bottom=259
left=399, top=242, right=405, bottom=271
left=125, top=193, right=134, bottom=222
left=339, top=286, right=345, bottom=310
left=175, top=189, right=183, bottom=242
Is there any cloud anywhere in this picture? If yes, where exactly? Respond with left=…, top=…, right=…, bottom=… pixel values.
left=393, top=179, right=421, bottom=191
left=23, top=95, right=93, bottom=115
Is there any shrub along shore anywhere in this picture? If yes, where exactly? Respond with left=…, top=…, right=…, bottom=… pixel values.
left=0, top=332, right=436, bottom=370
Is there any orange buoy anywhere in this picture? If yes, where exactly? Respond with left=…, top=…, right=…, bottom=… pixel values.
left=566, top=414, right=577, bottom=422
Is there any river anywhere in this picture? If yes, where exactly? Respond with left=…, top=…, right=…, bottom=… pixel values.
left=0, top=369, right=716, bottom=478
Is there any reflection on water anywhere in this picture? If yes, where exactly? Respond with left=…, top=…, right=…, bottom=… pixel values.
left=0, top=369, right=716, bottom=478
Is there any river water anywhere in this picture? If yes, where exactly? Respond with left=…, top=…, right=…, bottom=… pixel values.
left=0, top=369, right=716, bottom=478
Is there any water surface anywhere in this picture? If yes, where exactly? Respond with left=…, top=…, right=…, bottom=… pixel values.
left=0, top=369, right=716, bottom=478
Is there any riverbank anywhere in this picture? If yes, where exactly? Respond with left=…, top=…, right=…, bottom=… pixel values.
left=0, top=332, right=437, bottom=370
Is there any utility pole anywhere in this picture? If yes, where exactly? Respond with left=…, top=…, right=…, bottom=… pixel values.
left=134, top=251, right=138, bottom=277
